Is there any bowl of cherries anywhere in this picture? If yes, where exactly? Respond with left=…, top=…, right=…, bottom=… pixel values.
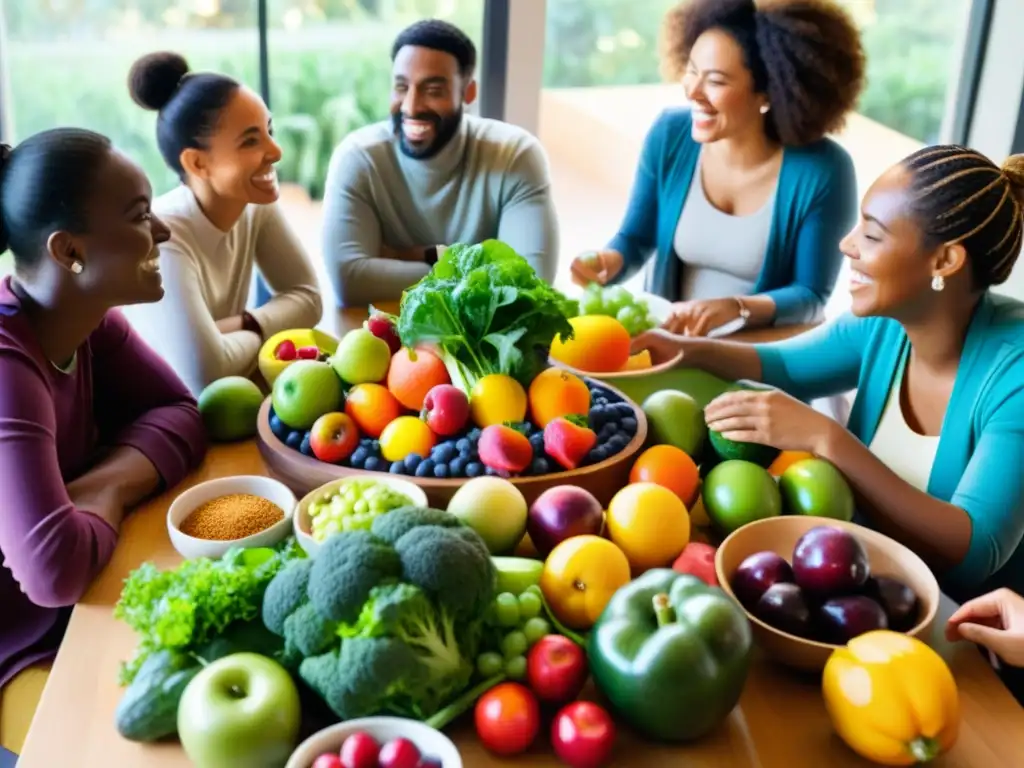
left=285, top=716, right=461, bottom=768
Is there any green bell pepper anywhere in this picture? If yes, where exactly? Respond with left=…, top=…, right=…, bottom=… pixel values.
left=587, top=569, right=753, bottom=742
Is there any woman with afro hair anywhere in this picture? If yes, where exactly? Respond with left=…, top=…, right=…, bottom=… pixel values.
left=572, top=0, right=866, bottom=338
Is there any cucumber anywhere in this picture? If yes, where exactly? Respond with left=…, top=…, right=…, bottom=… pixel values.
left=115, top=649, right=202, bottom=742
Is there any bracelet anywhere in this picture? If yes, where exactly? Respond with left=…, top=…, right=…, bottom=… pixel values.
left=735, top=297, right=752, bottom=324
left=241, top=311, right=264, bottom=341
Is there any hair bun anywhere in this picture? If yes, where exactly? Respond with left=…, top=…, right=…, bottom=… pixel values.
left=128, top=51, right=190, bottom=111
left=1003, top=154, right=1024, bottom=207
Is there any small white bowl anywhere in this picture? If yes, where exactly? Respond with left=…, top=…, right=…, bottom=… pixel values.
left=285, top=716, right=462, bottom=768
left=294, top=474, right=429, bottom=557
left=167, top=475, right=297, bottom=559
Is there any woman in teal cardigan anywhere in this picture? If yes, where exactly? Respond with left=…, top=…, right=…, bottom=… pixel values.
left=571, top=0, right=865, bottom=335
left=635, top=144, right=1024, bottom=606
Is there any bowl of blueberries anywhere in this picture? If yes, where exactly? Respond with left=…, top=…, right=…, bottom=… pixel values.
left=256, top=378, right=647, bottom=510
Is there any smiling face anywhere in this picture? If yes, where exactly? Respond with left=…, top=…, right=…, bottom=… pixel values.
left=390, top=45, right=476, bottom=159
left=185, top=86, right=281, bottom=205
left=63, top=149, right=171, bottom=306
left=840, top=164, right=968, bottom=319
left=682, top=28, right=769, bottom=144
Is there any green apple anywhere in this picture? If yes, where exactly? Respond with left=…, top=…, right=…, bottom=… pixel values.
left=177, top=653, right=301, bottom=768
left=779, top=458, right=855, bottom=521
left=331, top=327, right=392, bottom=385
left=271, top=359, right=343, bottom=429
left=642, top=389, right=706, bottom=457
left=447, top=476, right=528, bottom=554
left=702, top=459, right=782, bottom=534
left=198, top=376, right=264, bottom=442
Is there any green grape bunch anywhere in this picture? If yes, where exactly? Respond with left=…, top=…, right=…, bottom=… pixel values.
left=477, top=588, right=551, bottom=681
left=579, top=282, right=657, bottom=336
left=307, top=480, right=415, bottom=542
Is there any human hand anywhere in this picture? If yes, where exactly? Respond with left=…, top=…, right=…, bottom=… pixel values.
left=703, top=387, right=836, bottom=455
left=946, top=589, right=1024, bottom=667
left=629, top=328, right=688, bottom=365
left=570, top=249, right=624, bottom=288
left=664, top=298, right=741, bottom=336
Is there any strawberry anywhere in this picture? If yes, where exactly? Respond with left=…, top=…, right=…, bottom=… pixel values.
left=543, top=417, right=598, bottom=471
left=297, top=345, right=320, bottom=360
left=365, top=306, right=402, bottom=355
left=274, top=339, right=297, bottom=361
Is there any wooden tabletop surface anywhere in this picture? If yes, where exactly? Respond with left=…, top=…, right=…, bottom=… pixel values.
left=17, top=439, right=1024, bottom=767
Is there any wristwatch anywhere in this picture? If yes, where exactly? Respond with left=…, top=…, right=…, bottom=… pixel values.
left=241, top=311, right=264, bottom=340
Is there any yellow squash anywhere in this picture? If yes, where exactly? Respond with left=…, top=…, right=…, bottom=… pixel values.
left=822, top=630, right=959, bottom=765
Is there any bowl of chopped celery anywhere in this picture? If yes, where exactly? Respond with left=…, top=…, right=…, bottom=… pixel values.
left=293, top=475, right=429, bottom=556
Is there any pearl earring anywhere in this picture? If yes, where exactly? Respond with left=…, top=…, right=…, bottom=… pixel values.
left=931, top=275, right=945, bottom=292
left=759, top=104, right=770, bottom=114
left=70, top=260, right=84, bottom=275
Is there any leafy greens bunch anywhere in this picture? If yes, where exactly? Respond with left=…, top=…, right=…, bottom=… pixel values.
left=397, top=240, right=578, bottom=393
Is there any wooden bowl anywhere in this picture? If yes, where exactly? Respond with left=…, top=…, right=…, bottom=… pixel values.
left=714, top=516, right=940, bottom=673
left=550, top=342, right=682, bottom=381
left=256, top=379, right=647, bottom=509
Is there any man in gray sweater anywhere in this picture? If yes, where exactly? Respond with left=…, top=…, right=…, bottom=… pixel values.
left=321, top=19, right=559, bottom=307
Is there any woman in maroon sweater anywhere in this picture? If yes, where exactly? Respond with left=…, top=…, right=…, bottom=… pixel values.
left=0, top=129, right=207, bottom=752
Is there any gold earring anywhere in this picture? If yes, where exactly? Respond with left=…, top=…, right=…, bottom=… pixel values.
left=70, top=260, right=84, bottom=274
left=931, top=275, right=945, bottom=292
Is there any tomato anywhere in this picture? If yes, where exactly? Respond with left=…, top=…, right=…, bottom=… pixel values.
left=311, top=754, right=343, bottom=768
left=526, top=635, right=588, bottom=704
left=474, top=682, right=540, bottom=756
left=551, top=701, right=617, bottom=768
left=540, top=535, right=631, bottom=630
left=339, top=731, right=380, bottom=768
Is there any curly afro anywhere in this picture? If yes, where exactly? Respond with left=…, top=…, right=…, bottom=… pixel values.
left=661, top=0, right=866, bottom=146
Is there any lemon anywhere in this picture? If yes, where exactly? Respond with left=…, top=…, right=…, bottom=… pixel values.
left=470, top=374, right=528, bottom=427
left=379, top=416, right=436, bottom=462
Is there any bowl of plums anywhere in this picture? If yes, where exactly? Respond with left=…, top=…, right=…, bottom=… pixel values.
left=715, top=516, right=940, bottom=672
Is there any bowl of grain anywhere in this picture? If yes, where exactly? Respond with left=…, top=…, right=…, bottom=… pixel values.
left=167, top=475, right=297, bottom=560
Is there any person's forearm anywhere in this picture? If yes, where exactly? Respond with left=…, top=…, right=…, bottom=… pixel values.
left=684, top=338, right=765, bottom=383
left=817, top=423, right=972, bottom=570
left=337, top=257, right=431, bottom=307
left=739, top=295, right=777, bottom=328
left=216, top=315, right=245, bottom=334
left=78, top=445, right=162, bottom=510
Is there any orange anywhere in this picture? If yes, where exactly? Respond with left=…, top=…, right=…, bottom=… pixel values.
left=470, top=374, right=528, bottom=428
left=768, top=450, right=815, bottom=477
left=379, top=415, right=436, bottom=462
left=629, top=445, right=700, bottom=507
left=344, top=383, right=403, bottom=438
left=540, top=535, right=631, bottom=630
left=386, top=347, right=450, bottom=410
left=621, top=349, right=653, bottom=371
left=549, top=316, right=631, bottom=373
left=527, top=367, right=591, bottom=428
left=606, top=482, right=691, bottom=572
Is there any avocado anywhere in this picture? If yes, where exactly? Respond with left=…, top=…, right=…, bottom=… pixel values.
left=706, top=380, right=781, bottom=467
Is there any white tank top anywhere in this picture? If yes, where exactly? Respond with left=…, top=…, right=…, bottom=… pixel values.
left=868, top=365, right=940, bottom=492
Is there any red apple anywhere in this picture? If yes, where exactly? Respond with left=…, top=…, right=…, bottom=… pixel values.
left=526, top=635, right=588, bottom=704
left=366, top=311, right=402, bottom=355
left=421, top=384, right=470, bottom=436
left=526, top=485, right=604, bottom=557
left=274, top=339, right=297, bottom=361
left=551, top=701, right=616, bottom=768
left=672, top=542, right=719, bottom=586
left=309, top=412, right=360, bottom=463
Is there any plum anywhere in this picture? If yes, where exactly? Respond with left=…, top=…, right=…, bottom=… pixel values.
left=865, top=575, right=920, bottom=632
left=754, top=582, right=812, bottom=637
left=792, top=526, right=869, bottom=597
left=731, top=551, right=795, bottom=609
left=817, top=595, right=888, bottom=644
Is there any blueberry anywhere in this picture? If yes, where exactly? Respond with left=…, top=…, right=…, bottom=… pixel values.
left=377, top=460, right=393, bottom=474
left=433, top=464, right=450, bottom=479
left=404, top=453, right=423, bottom=472
left=370, top=440, right=381, bottom=454
left=485, top=466, right=499, bottom=476
left=530, top=457, right=550, bottom=475
left=607, top=434, right=629, bottom=454
left=449, top=457, right=466, bottom=477
left=359, top=437, right=375, bottom=449
left=455, top=437, right=472, bottom=453
left=589, top=445, right=610, bottom=464
left=432, top=442, right=457, bottom=463
left=285, top=430, right=304, bottom=450
left=589, top=405, right=608, bottom=429
left=415, top=458, right=436, bottom=478
left=465, top=462, right=483, bottom=478
left=520, top=422, right=534, bottom=436
left=364, top=456, right=382, bottom=472
left=390, top=462, right=407, bottom=474
left=613, top=403, right=635, bottom=419
left=468, top=428, right=482, bottom=441
left=299, top=433, right=314, bottom=457
left=529, top=433, right=546, bottom=455
left=620, top=416, right=638, bottom=436
left=598, top=423, right=618, bottom=443
left=269, top=413, right=290, bottom=440
left=589, top=386, right=610, bottom=400
left=350, top=447, right=368, bottom=468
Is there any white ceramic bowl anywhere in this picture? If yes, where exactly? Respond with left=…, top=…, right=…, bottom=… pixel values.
left=285, top=716, right=462, bottom=768
left=294, top=474, right=430, bottom=557
left=167, top=475, right=297, bottom=559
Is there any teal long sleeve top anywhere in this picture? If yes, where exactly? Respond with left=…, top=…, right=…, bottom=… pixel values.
left=754, top=292, right=1024, bottom=603
left=608, top=108, right=858, bottom=325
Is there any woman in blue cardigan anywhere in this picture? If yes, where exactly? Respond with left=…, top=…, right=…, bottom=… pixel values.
left=571, top=0, right=865, bottom=335
left=635, top=145, right=1024, bottom=607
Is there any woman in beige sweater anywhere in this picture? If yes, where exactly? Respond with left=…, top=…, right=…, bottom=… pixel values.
left=122, top=51, right=322, bottom=395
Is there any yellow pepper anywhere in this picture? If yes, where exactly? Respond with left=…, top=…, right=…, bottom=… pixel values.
left=822, top=630, right=960, bottom=765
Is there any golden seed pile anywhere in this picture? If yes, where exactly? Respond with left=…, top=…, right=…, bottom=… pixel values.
left=180, top=493, right=284, bottom=541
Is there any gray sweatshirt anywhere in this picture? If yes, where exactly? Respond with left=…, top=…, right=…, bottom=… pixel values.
left=321, top=114, right=559, bottom=307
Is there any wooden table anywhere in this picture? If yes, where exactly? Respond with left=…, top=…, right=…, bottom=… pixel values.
left=17, top=441, right=1024, bottom=767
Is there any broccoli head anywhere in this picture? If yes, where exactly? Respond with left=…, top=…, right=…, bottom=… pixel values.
left=395, top=525, right=496, bottom=621
left=262, top=559, right=312, bottom=635
left=370, top=506, right=463, bottom=545
left=308, top=530, right=402, bottom=623
left=283, top=601, right=338, bottom=657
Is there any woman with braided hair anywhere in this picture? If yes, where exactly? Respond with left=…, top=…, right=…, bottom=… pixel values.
left=635, top=146, right=1024, bottom=610
left=572, top=0, right=866, bottom=337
